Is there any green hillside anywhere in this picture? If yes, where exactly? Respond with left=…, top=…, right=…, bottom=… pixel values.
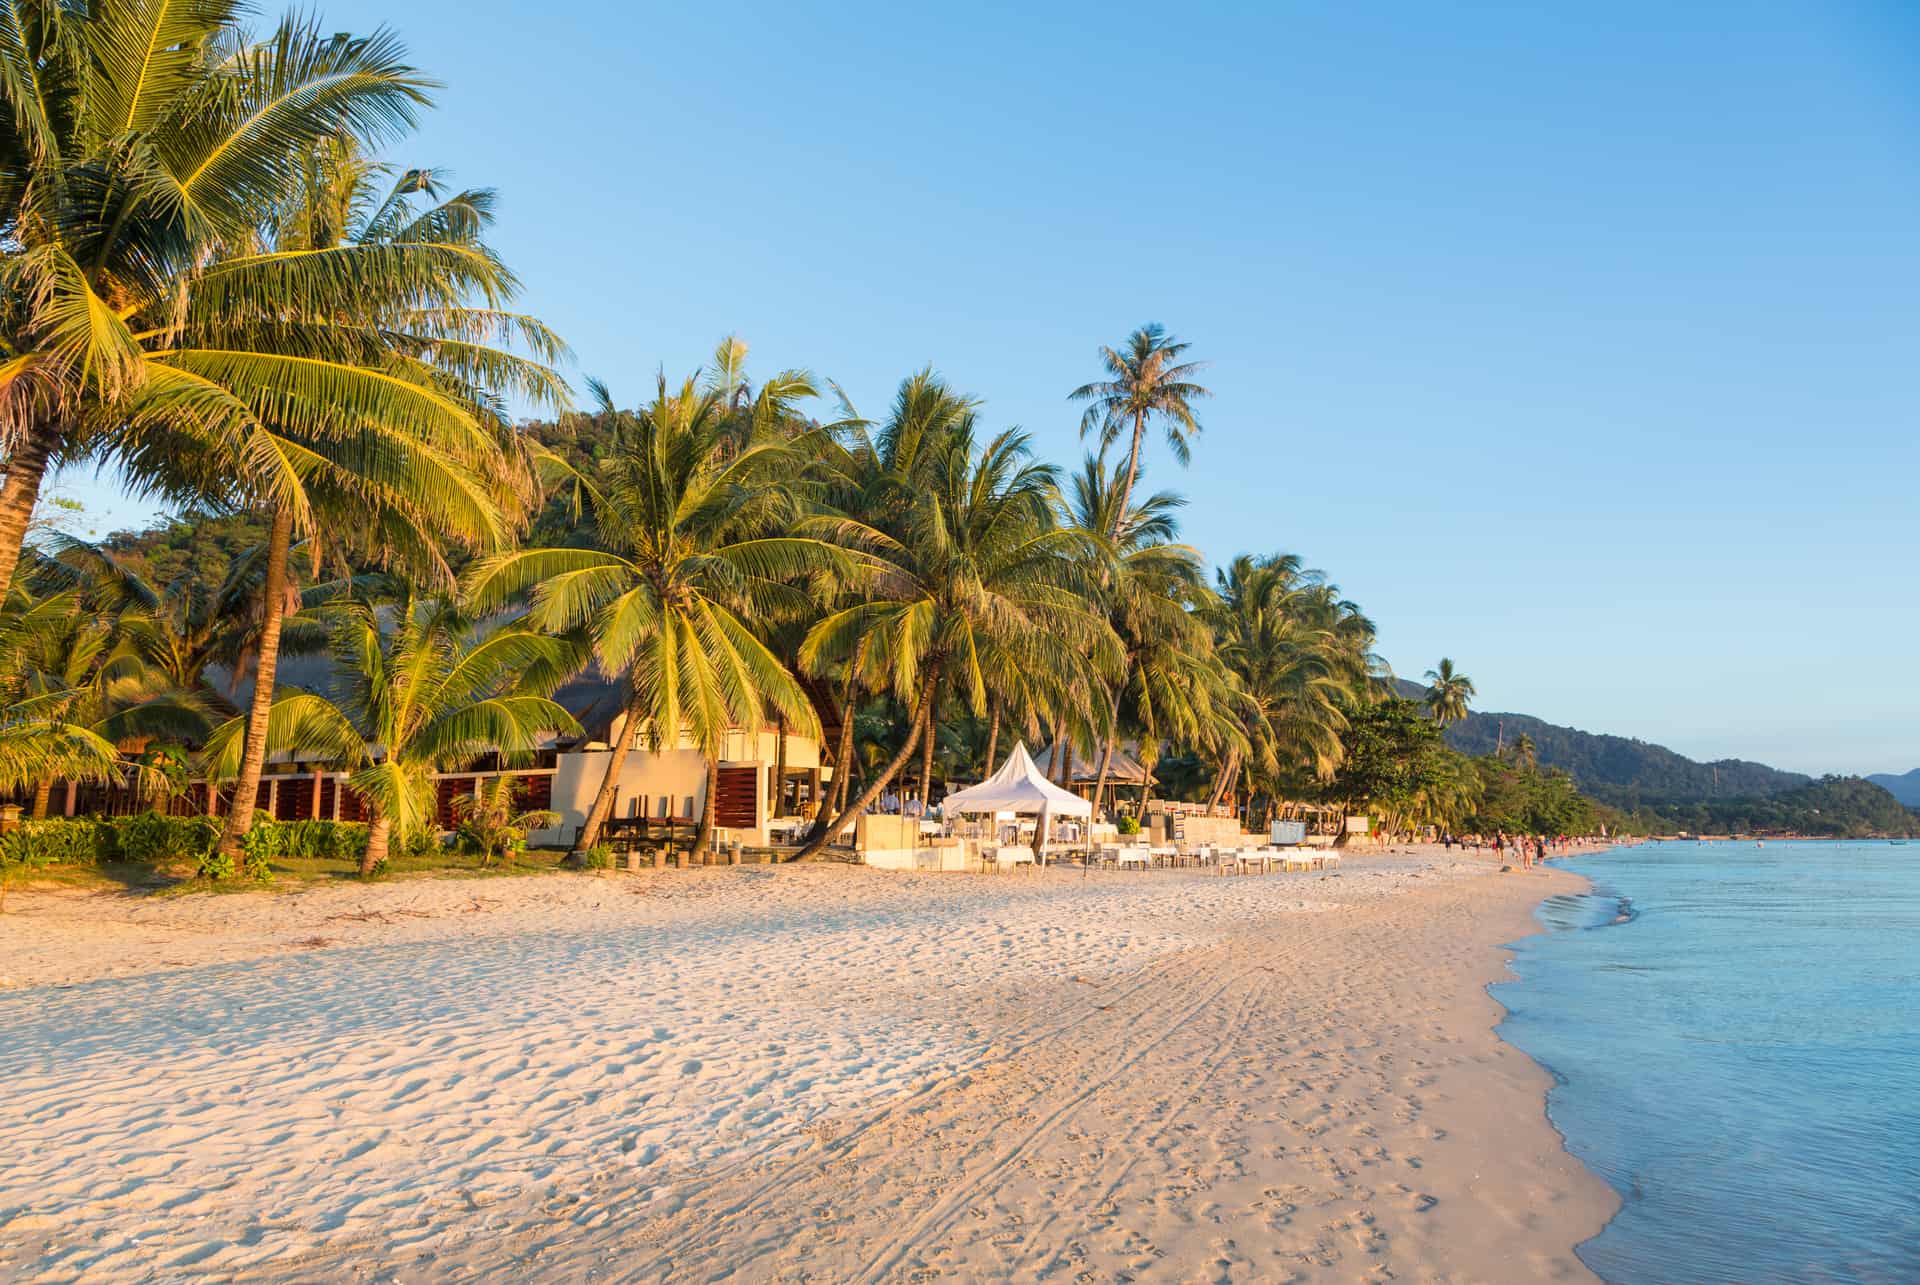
left=1655, top=776, right=1918, bottom=839
left=1389, top=680, right=1808, bottom=807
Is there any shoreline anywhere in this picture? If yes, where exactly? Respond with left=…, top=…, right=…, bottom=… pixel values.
left=1488, top=854, right=1623, bottom=1282
left=0, top=848, right=1617, bottom=1281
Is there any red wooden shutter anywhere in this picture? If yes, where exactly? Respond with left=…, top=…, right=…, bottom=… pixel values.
left=712, top=766, right=758, bottom=829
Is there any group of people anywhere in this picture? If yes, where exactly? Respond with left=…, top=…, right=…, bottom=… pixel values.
left=1443, top=831, right=1585, bottom=869
left=874, top=792, right=928, bottom=817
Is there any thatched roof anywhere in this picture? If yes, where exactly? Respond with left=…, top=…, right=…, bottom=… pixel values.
left=1033, top=742, right=1153, bottom=786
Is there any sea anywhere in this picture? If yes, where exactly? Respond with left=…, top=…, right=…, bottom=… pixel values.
left=1497, top=840, right=1920, bottom=1284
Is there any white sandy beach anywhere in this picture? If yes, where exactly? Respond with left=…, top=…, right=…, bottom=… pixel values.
left=0, top=849, right=1615, bottom=1283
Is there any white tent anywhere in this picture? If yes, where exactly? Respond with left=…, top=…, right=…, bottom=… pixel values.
left=942, top=743, right=1092, bottom=866
left=942, top=742, right=1092, bottom=818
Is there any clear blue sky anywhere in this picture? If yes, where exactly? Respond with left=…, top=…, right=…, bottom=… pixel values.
left=61, top=0, right=1920, bottom=775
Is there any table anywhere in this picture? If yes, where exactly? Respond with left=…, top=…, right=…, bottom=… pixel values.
left=766, top=818, right=810, bottom=844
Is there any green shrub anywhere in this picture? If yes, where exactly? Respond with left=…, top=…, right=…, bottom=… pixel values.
left=1, top=818, right=113, bottom=866
left=240, top=819, right=369, bottom=865
left=196, top=847, right=236, bottom=881
left=582, top=843, right=614, bottom=870
left=1116, top=814, right=1141, bottom=836
left=0, top=814, right=220, bottom=869
left=111, top=813, right=218, bottom=865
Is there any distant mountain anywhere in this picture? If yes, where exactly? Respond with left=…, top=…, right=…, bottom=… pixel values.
left=1672, top=775, right=1917, bottom=839
left=1391, top=679, right=1810, bottom=808
left=1866, top=769, right=1920, bottom=807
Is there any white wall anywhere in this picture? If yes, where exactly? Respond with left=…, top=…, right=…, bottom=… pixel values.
left=539, top=722, right=828, bottom=848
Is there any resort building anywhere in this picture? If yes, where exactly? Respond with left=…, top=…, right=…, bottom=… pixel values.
left=541, top=715, right=831, bottom=848
left=26, top=668, right=839, bottom=852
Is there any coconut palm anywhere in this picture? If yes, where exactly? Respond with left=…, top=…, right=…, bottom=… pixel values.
left=13, top=615, right=208, bottom=815
left=1060, top=452, right=1210, bottom=818
left=1423, top=658, right=1475, bottom=728
left=702, top=333, right=825, bottom=457
left=1068, top=325, right=1210, bottom=535
left=1512, top=733, right=1538, bottom=773
left=794, top=375, right=1118, bottom=858
left=0, top=5, right=441, bottom=594
left=453, top=776, right=561, bottom=867
left=0, top=588, right=121, bottom=796
left=33, top=531, right=333, bottom=716
left=465, top=376, right=836, bottom=858
left=1202, top=555, right=1389, bottom=825
left=204, top=589, right=580, bottom=874
left=157, top=135, right=568, bottom=859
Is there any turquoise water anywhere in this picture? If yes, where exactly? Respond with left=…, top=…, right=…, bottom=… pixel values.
left=1498, top=841, right=1920, bottom=1284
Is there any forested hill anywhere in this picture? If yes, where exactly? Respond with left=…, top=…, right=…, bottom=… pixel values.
left=1389, top=679, right=1809, bottom=808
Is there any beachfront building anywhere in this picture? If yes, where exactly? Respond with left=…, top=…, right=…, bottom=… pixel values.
left=27, top=669, right=838, bottom=851
left=527, top=668, right=837, bottom=848
left=541, top=714, right=831, bottom=849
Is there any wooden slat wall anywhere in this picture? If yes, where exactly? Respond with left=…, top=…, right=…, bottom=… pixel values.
left=40, top=768, right=555, bottom=827
left=274, top=777, right=313, bottom=821
left=713, top=766, right=758, bottom=829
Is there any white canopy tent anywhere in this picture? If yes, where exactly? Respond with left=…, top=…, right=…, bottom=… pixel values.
left=941, top=742, right=1091, bottom=862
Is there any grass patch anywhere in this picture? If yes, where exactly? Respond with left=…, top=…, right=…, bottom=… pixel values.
left=8, top=846, right=577, bottom=901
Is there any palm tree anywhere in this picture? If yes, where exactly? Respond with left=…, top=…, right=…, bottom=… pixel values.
left=204, top=590, right=579, bottom=875
left=1423, top=658, right=1475, bottom=728
left=5, top=594, right=208, bottom=815
left=1202, top=555, right=1388, bottom=827
left=453, top=776, right=561, bottom=867
left=34, top=531, right=332, bottom=717
left=0, top=7, right=440, bottom=594
left=794, top=375, right=1117, bottom=858
left=1512, top=733, right=1538, bottom=773
left=0, top=588, right=121, bottom=797
left=702, top=333, right=825, bottom=457
left=465, top=376, right=836, bottom=858
left=161, top=137, right=567, bottom=859
left=1068, top=325, right=1210, bottom=535
left=1062, top=453, right=1209, bottom=819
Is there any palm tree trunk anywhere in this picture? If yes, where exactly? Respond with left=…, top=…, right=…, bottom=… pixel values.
left=1091, top=685, right=1123, bottom=820
left=692, top=755, right=720, bottom=858
left=215, top=506, right=294, bottom=858
left=0, top=426, right=55, bottom=596
left=30, top=779, right=52, bottom=820
left=772, top=715, right=788, bottom=817
left=792, top=682, right=934, bottom=862
left=574, top=687, right=646, bottom=855
left=982, top=703, right=1001, bottom=777
left=1205, top=748, right=1239, bottom=813
left=1111, top=407, right=1148, bottom=538
left=915, top=687, right=939, bottom=813
left=359, top=807, right=390, bottom=877
left=811, top=682, right=860, bottom=843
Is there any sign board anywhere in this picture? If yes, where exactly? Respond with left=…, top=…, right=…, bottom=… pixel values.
left=1269, top=819, right=1307, bottom=846
left=1345, top=815, right=1370, bottom=834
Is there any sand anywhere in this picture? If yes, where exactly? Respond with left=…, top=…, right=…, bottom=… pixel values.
left=0, top=848, right=1617, bottom=1283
